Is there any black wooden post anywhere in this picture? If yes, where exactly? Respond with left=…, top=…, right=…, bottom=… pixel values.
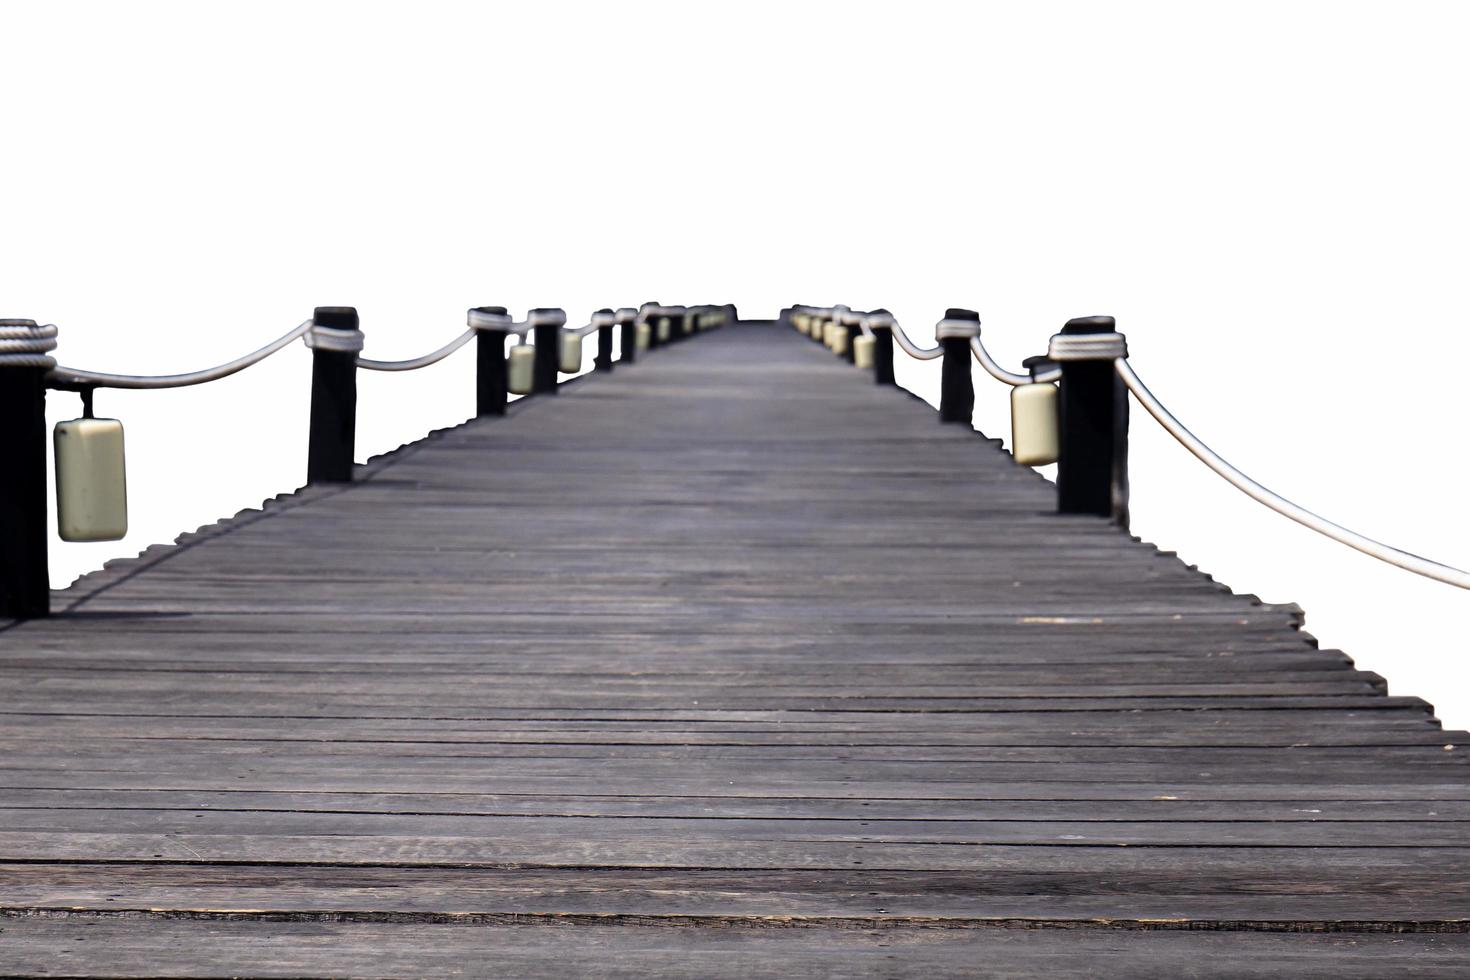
left=594, top=308, right=615, bottom=372
left=1056, top=315, right=1129, bottom=525
left=643, top=303, right=662, bottom=351
left=530, top=308, right=564, bottom=394
left=307, top=307, right=360, bottom=484
left=842, top=313, right=862, bottom=364
left=0, top=319, right=52, bottom=620
left=471, top=306, right=509, bottom=417
left=937, top=308, right=978, bottom=424
left=617, top=308, right=637, bottom=365
left=868, top=310, right=896, bottom=386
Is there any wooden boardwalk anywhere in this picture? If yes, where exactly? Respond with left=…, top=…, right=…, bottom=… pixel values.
left=2, top=322, right=1469, bottom=976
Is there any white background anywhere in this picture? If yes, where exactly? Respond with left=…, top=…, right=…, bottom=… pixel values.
left=6, top=1, right=1468, bottom=726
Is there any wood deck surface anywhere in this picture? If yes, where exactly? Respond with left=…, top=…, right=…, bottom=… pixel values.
left=1, top=322, right=1466, bottom=977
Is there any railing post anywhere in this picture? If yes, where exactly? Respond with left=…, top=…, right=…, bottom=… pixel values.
left=642, top=303, right=662, bottom=350
left=868, top=310, right=896, bottom=386
left=617, top=308, right=637, bottom=364
left=470, top=306, right=509, bottom=417
left=841, top=312, right=862, bottom=364
left=307, top=307, right=361, bottom=484
left=0, top=319, right=54, bottom=620
left=594, top=308, right=615, bottom=372
left=530, top=308, right=565, bottom=394
left=1054, top=315, right=1129, bottom=525
left=937, top=308, right=978, bottom=424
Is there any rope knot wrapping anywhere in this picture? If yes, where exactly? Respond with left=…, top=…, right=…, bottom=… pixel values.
left=615, top=308, right=637, bottom=325
left=304, top=321, right=365, bottom=354
left=527, top=308, right=567, bottom=329
left=1048, top=332, right=1128, bottom=361
left=590, top=310, right=617, bottom=328
left=0, top=320, right=59, bottom=368
left=863, top=312, right=894, bottom=331
left=467, top=308, right=513, bottom=331
left=935, top=317, right=982, bottom=340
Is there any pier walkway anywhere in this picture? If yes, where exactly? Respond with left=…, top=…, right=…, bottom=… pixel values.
left=2, top=323, right=1468, bottom=976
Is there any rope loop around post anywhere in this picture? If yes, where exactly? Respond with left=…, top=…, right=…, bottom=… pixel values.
left=1048, top=331, right=1128, bottom=361
left=305, top=320, right=365, bottom=354
left=0, top=321, right=59, bottom=368
left=527, top=308, right=567, bottom=329
left=468, top=307, right=514, bottom=331
left=934, top=316, right=982, bottom=340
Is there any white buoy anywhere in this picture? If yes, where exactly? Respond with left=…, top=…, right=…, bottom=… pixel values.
left=823, top=321, right=835, bottom=348
left=636, top=322, right=652, bottom=350
left=657, top=317, right=671, bottom=342
left=508, top=343, right=535, bottom=394
left=853, top=333, right=875, bottom=369
left=53, top=417, right=128, bottom=542
left=1011, top=382, right=1060, bottom=466
left=559, top=332, right=582, bottom=373
left=832, top=324, right=850, bottom=356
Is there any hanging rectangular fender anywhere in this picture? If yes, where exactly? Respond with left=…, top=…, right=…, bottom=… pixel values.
left=853, top=333, right=875, bottom=369
left=559, top=332, right=582, bottom=374
left=656, top=317, right=672, bottom=342
left=507, top=344, right=536, bottom=395
left=635, top=322, right=652, bottom=351
left=794, top=313, right=810, bottom=335
left=832, top=326, right=850, bottom=356
left=53, top=417, right=128, bottom=542
left=1011, top=382, right=1060, bottom=466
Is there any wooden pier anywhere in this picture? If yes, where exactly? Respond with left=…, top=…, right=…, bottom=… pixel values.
left=2, top=322, right=1468, bottom=976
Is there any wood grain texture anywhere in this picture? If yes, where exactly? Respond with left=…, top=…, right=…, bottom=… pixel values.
left=0, top=322, right=1465, bottom=976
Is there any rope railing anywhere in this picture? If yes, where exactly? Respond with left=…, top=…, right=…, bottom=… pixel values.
left=791, top=301, right=1470, bottom=591
left=1118, top=360, right=1470, bottom=589
left=0, top=300, right=736, bottom=620
left=46, top=320, right=314, bottom=390
left=357, top=328, right=476, bottom=372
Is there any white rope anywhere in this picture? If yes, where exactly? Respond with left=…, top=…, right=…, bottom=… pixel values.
left=0, top=321, right=59, bottom=368
left=358, top=328, right=476, bottom=372
left=1117, top=357, right=1470, bottom=590
left=968, top=336, right=1033, bottom=386
left=49, top=319, right=313, bottom=389
left=887, top=318, right=943, bottom=360
left=969, top=335, right=1061, bottom=385
left=572, top=312, right=616, bottom=338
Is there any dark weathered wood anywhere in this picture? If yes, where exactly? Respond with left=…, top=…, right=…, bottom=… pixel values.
left=531, top=309, right=559, bottom=394
left=0, top=323, right=50, bottom=619
left=871, top=321, right=896, bottom=385
left=473, top=305, right=509, bottom=417
left=1056, top=314, right=1129, bottom=524
left=619, top=309, right=637, bottom=365
left=306, top=306, right=359, bottom=483
left=0, top=322, right=1465, bottom=975
left=6, top=916, right=1470, bottom=980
